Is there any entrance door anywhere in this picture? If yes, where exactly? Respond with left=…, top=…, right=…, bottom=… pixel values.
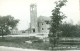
left=33, top=29, right=35, bottom=33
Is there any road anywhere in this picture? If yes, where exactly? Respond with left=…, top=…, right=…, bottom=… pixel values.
left=0, top=46, right=80, bottom=51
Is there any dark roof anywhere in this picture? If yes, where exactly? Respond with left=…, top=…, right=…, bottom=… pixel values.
left=38, top=16, right=51, bottom=22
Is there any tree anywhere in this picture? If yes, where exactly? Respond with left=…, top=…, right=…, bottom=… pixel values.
left=59, top=23, right=80, bottom=37
left=0, top=15, right=19, bottom=39
left=48, top=0, right=67, bottom=48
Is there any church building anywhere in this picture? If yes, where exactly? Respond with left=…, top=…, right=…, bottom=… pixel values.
left=29, top=4, right=51, bottom=34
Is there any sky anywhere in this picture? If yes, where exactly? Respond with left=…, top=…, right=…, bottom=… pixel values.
left=0, top=0, right=79, bottom=30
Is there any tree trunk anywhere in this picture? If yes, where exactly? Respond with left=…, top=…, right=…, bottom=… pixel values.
left=1, top=28, right=5, bottom=41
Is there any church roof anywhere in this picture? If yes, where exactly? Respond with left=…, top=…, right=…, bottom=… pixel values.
left=38, top=16, right=51, bottom=22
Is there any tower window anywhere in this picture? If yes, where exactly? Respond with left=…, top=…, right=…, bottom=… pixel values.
left=31, top=8, right=33, bottom=11
left=33, top=8, right=35, bottom=10
left=42, top=23, right=43, bottom=25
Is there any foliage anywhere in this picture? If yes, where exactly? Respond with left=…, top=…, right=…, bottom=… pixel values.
left=59, top=23, right=80, bottom=37
left=0, top=15, right=19, bottom=37
left=48, top=0, right=67, bottom=47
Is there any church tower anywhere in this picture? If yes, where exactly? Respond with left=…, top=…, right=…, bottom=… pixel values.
left=30, top=4, right=38, bottom=33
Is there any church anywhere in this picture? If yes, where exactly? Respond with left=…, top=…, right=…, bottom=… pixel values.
left=27, top=4, right=51, bottom=34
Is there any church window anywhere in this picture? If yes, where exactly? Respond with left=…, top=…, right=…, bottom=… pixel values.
left=47, top=28, right=50, bottom=30
left=45, top=21, right=49, bottom=24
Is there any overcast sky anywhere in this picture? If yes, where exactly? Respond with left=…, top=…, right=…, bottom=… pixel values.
left=0, top=0, right=79, bottom=30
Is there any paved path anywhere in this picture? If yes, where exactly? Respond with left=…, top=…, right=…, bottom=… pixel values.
left=0, top=46, right=44, bottom=51
left=0, top=46, right=80, bottom=51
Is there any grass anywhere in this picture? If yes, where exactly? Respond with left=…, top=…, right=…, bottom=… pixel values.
left=0, top=41, right=50, bottom=50
left=0, top=36, right=50, bottom=50
left=0, top=36, right=80, bottom=50
left=0, top=41, right=80, bottom=50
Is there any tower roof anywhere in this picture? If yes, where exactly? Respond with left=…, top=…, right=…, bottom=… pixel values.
left=30, top=4, right=37, bottom=7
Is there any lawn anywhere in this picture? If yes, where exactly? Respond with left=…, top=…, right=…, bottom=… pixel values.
left=0, top=36, right=50, bottom=50
left=0, top=41, right=50, bottom=50
left=0, top=36, right=80, bottom=50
